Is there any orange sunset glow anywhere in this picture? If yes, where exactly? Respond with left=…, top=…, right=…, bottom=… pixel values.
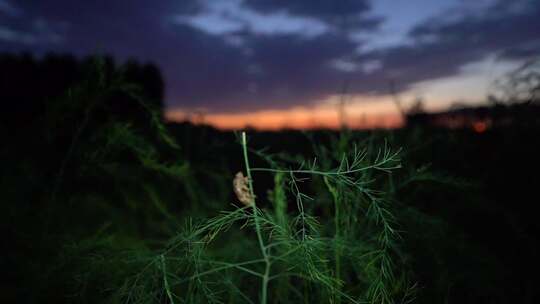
left=166, top=108, right=403, bottom=130
left=165, top=95, right=406, bottom=130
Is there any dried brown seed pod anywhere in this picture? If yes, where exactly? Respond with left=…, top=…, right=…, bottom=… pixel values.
left=233, top=171, right=254, bottom=206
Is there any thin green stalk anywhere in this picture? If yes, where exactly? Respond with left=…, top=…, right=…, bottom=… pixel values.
left=324, top=176, right=341, bottom=304
left=249, top=150, right=401, bottom=175
left=177, top=259, right=266, bottom=283
left=241, top=131, right=271, bottom=304
left=160, top=255, right=176, bottom=304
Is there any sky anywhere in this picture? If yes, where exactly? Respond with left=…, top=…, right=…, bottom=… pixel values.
left=1, top=0, right=539, bottom=129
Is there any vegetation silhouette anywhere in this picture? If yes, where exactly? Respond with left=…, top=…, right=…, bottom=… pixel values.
left=406, top=58, right=540, bottom=129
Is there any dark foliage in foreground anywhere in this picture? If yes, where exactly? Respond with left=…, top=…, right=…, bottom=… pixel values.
left=1, top=54, right=539, bottom=303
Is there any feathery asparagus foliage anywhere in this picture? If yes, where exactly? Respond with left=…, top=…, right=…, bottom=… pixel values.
left=117, top=131, right=413, bottom=304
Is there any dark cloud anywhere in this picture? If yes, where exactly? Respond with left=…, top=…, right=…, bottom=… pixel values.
left=409, top=0, right=540, bottom=58
left=243, top=0, right=374, bottom=27
left=1, top=0, right=539, bottom=113
left=0, top=1, right=201, bottom=53
left=241, top=0, right=385, bottom=33
left=203, top=32, right=358, bottom=111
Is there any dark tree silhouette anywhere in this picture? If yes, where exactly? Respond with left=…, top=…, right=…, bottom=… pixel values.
left=0, top=53, right=165, bottom=136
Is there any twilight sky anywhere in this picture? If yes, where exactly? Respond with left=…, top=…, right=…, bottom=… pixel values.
left=1, top=0, right=539, bottom=129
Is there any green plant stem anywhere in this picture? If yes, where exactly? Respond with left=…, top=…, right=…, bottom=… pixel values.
left=241, top=131, right=271, bottom=304
left=324, top=176, right=341, bottom=304
left=249, top=153, right=401, bottom=175
left=160, top=255, right=176, bottom=304
left=177, top=259, right=266, bottom=283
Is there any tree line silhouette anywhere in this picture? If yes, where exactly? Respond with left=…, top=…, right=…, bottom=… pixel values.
left=0, top=53, right=165, bottom=136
